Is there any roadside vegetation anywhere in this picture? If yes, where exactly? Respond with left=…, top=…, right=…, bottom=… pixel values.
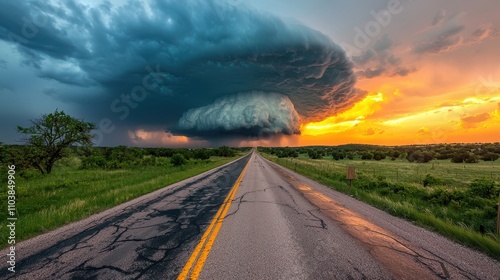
left=259, top=144, right=500, bottom=259
left=0, top=144, right=247, bottom=247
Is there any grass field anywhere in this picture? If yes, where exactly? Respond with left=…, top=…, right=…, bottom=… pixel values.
left=288, top=153, right=500, bottom=187
left=0, top=155, right=240, bottom=247
left=261, top=152, right=500, bottom=259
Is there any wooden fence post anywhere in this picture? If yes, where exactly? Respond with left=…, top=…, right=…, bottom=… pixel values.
left=347, top=166, right=355, bottom=187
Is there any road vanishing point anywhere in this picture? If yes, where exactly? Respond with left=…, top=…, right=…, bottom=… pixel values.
left=1, top=151, right=499, bottom=279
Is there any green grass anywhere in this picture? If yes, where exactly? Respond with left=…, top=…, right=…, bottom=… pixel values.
left=0, top=156, right=240, bottom=247
left=262, top=153, right=500, bottom=259
left=293, top=152, right=500, bottom=186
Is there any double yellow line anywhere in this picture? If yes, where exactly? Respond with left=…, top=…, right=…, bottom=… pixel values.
left=177, top=157, right=251, bottom=280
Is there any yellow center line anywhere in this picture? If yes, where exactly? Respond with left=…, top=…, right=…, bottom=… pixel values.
left=177, top=156, right=251, bottom=280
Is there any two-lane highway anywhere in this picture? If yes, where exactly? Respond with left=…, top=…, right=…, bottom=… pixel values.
left=1, top=151, right=499, bottom=279
left=198, top=152, right=393, bottom=279
left=198, top=152, right=500, bottom=279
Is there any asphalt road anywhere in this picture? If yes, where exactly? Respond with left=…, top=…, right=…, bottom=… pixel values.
left=0, top=155, right=250, bottom=279
left=2, top=151, right=500, bottom=279
left=200, top=152, right=500, bottom=279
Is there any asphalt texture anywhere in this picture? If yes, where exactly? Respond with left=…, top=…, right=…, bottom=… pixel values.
left=2, top=151, right=500, bottom=279
left=0, top=155, right=250, bottom=279
left=200, top=152, right=500, bottom=279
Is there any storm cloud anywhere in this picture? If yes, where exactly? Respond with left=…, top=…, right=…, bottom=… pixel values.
left=0, top=0, right=361, bottom=143
left=352, top=35, right=415, bottom=79
left=179, top=92, right=301, bottom=136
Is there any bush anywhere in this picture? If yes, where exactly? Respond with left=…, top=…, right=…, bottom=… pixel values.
left=105, top=159, right=121, bottom=169
left=464, top=154, right=479, bottom=163
left=216, top=146, right=236, bottom=157
left=423, top=174, right=441, bottom=187
left=373, top=150, right=386, bottom=161
left=141, top=156, right=157, bottom=166
left=361, top=152, right=373, bottom=160
left=80, top=155, right=107, bottom=169
left=391, top=150, right=400, bottom=158
left=407, top=151, right=421, bottom=162
left=469, top=179, right=497, bottom=199
left=171, top=153, right=187, bottom=166
left=18, top=168, right=41, bottom=180
left=451, top=152, right=478, bottom=163
left=481, top=152, right=499, bottom=161
left=307, top=150, right=322, bottom=159
left=407, top=151, right=434, bottom=163
left=0, top=165, right=6, bottom=184
left=193, top=149, right=211, bottom=160
left=389, top=183, right=405, bottom=194
left=331, top=150, right=345, bottom=160
left=421, top=151, right=435, bottom=163
left=428, top=187, right=453, bottom=206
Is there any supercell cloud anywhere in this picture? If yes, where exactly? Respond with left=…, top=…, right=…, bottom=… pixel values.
left=0, top=0, right=363, bottom=143
left=179, top=92, right=301, bottom=136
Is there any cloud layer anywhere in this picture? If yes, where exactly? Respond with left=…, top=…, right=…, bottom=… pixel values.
left=178, top=92, right=301, bottom=136
left=0, top=0, right=362, bottom=142
left=352, top=34, right=415, bottom=79
left=413, top=12, right=497, bottom=54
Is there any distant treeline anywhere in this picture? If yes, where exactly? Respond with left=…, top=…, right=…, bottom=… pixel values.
left=0, top=145, right=248, bottom=172
left=259, top=143, right=500, bottom=163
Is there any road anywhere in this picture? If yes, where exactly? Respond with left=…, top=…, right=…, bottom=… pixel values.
left=1, top=151, right=499, bottom=279
left=0, top=155, right=250, bottom=279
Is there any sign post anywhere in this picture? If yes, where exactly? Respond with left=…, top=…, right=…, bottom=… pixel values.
left=346, top=166, right=355, bottom=187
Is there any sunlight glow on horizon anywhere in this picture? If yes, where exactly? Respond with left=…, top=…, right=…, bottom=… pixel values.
left=302, top=92, right=388, bottom=136
left=298, top=88, right=500, bottom=146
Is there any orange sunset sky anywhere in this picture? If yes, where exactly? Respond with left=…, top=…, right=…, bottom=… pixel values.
left=298, top=69, right=500, bottom=146
left=240, top=0, right=500, bottom=147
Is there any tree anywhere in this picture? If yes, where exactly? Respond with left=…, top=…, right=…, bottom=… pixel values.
left=420, top=151, right=435, bottom=163
left=216, top=146, right=236, bottom=157
left=373, top=150, right=386, bottom=161
left=346, top=152, right=355, bottom=160
left=17, top=110, right=95, bottom=174
left=407, top=150, right=434, bottom=163
left=451, top=152, right=466, bottom=163
left=307, top=149, right=322, bottom=159
left=391, top=150, right=400, bottom=159
left=407, top=151, right=422, bottom=162
left=193, top=148, right=211, bottom=160
left=482, top=152, right=499, bottom=161
left=464, top=153, right=479, bottom=163
left=171, top=153, right=187, bottom=166
left=361, top=151, right=373, bottom=160
left=332, top=151, right=341, bottom=160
